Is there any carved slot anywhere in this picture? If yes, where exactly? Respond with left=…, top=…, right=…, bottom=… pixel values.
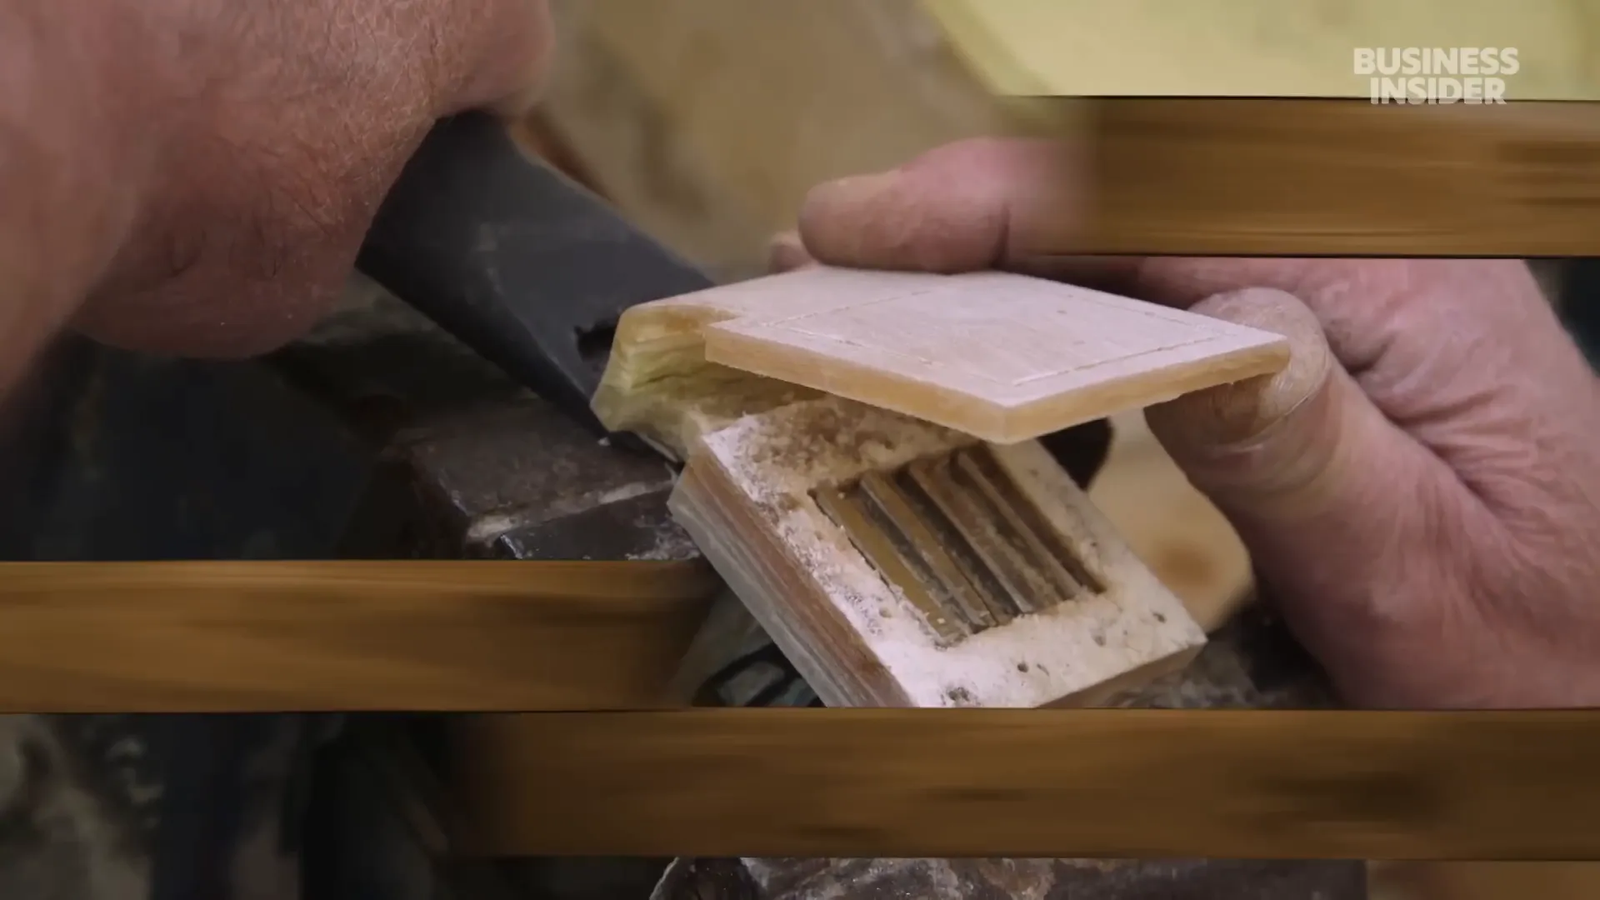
left=813, top=444, right=1102, bottom=642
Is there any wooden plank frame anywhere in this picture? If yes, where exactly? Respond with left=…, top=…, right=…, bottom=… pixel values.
left=453, top=708, right=1600, bottom=859
left=0, top=561, right=718, bottom=711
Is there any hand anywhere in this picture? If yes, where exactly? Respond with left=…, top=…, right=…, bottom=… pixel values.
left=6, top=0, right=551, bottom=367
left=778, top=138, right=1600, bottom=709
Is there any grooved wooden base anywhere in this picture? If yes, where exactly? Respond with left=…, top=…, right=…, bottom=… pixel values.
left=669, top=397, right=1204, bottom=708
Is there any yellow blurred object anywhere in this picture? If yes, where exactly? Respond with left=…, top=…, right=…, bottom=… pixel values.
left=1371, top=862, right=1600, bottom=900
left=922, top=0, right=1600, bottom=99
left=1089, top=413, right=1252, bottom=632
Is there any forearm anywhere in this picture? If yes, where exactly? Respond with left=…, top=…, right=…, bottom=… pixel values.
left=0, top=0, right=154, bottom=396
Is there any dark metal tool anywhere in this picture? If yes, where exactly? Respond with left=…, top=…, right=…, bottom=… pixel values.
left=356, top=111, right=1115, bottom=481
left=358, top=111, right=714, bottom=437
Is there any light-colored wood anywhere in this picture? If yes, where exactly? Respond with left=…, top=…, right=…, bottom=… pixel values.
left=923, top=0, right=1600, bottom=100
left=1372, top=861, right=1600, bottom=900
left=1079, top=99, right=1600, bottom=257
left=0, top=561, right=717, bottom=711
left=1090, top=412, right=1253, bottom=632
left=599, top=266, right=1289, bottom=446
left=669, top=396, right=1205, bottom=708
left=451, top=708, right=1600, bottom=858
left=592, top=268, right=1249, bottom=708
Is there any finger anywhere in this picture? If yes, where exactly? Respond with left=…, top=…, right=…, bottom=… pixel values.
left=799, top=161, right=1475, bottom=383
left=792, top=137, right=1550, bottom=390
left=443, top=0, right=555, bottom=118
left=798, top=149, right=1566, bottom=466
left=797, top=137, right=1087, bottom=273
left=767, top=230, right=817, bottom=273
left=1144, top=288, right=1494, bottom=706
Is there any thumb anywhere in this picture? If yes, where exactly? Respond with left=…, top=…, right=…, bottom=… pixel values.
left=1145, top=288, right=1474, bottom=701
left=1146, top=288, right=1346, bottom=513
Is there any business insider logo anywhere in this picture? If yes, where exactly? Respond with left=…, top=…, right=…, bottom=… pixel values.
left=1355, top=47, right=1520, bottom=104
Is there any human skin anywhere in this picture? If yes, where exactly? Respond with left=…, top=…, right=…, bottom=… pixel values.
left=0, top=0, right=552, bottom=394
left=778, top=138, right=1600, bottom=709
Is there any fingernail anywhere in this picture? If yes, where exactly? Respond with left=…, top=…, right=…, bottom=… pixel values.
left=803, top=170, right=904, bottom=213
left=1145, top=288, right=1341, bottom=512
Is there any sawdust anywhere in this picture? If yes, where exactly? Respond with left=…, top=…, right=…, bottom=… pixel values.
left=694, top=399, right=1206, bottom=707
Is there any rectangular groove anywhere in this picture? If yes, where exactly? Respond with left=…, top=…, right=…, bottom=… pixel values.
left=890, top=468, right=1016, bottom=626
left=857, top=473, right=998, bottom=630
left=958, top=445, right=1105, bottom=595
left=907, top=456, right=1056, bottom=616
left=949, top=452, right=1078, bottom=611
left=812, top=446, right=1104, bottom=643
left=813, top=485, right=966, bottom=643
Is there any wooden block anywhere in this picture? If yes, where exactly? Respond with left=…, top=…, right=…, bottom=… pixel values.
left=669, top=397, right=1204, bottom=707
left=924, top=0, right=1600, bottom=100
left=1089, top=412, right=1252, bottom=632
left=453, top=708, right=1600, bottom=859
left=592, top=267, right=1288, bottom=449
left=699, top=268, right=1288, bottom=443
left=1080, top=98, right=1600, bottom=257
left=1372, top=861, right=1600, bottom=900
left=591, top=266, right=1290, bottom=707
left=0, top=561, right=717, bottom=711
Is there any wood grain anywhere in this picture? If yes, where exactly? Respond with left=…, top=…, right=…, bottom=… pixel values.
left=924, top=0, right=1600, bottom=99
left=0, top=561, right=718, bottom=711
left=452, top=708, right=1600, bottom=859
left=1081, top=99, right=1600, bottom=256
left=670, top=398, right=1204, bottom=708
left=595, top=268, right=1237, bottom=709
left=1373, top=861, right=1600, bottom=900
left=609, top=266, right=1289, bottom=445
left=539, top=2, right=1600, bottom=268
left=1089, top=412, right=1252, bottom=632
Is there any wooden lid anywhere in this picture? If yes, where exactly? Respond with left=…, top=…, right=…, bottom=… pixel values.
left=695, top=267, right=1290, bottom=444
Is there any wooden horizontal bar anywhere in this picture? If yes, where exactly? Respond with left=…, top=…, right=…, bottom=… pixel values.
left=1072, top=99, right=1600, bottom=256
left=926, top=1, right=1599, bottom=101
left=0, top=561, right=718, bottom=711
left=452, top=709, right=1600, bottom=859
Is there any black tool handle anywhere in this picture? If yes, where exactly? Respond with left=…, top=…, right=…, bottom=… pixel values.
left=357, top=112, right=714, bottom=435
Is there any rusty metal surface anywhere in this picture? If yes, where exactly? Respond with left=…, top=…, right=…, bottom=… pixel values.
left=275, top=281, right=702, bottom=900
left=0, top=275, right=689, bottom=900
left=273, top=277, right=695, bottom=565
